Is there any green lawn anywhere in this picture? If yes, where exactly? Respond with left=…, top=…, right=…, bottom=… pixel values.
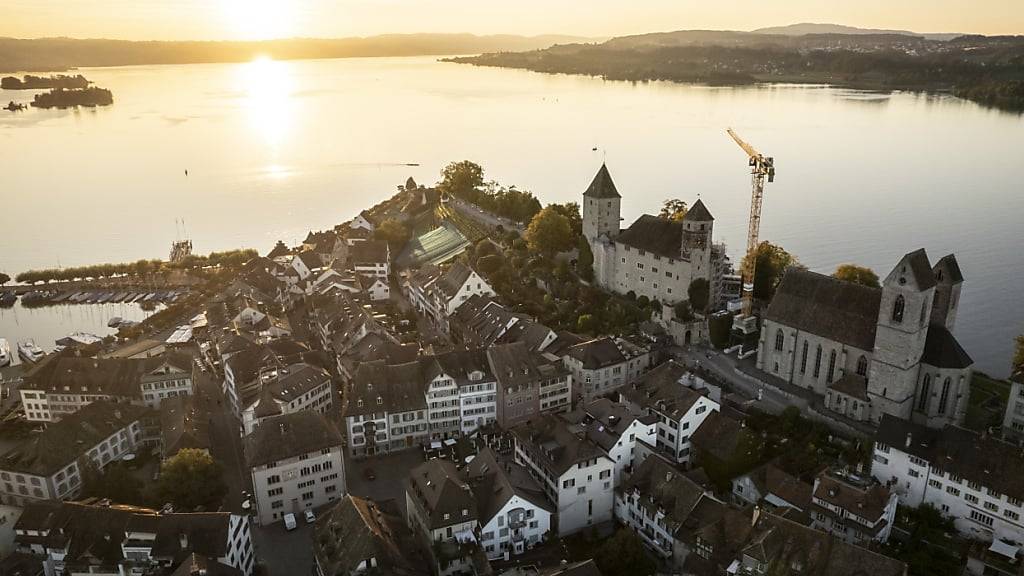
left=963, top=372, right=1011, bottom=432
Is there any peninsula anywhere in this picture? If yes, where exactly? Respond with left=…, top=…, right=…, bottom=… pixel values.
left=1, top=74, right=89, bottom=90
left=448, top=28, right=1024, bottom=112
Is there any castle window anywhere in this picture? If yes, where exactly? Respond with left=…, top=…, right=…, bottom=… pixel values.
left=856, top=355, right=868, bottom=377
left=800, top=341, right=809, bottom=373
left=892, top=295, right=905, bottom=324
left=938, top=378, right=952, bottom=414
left=813, top=345, right=822, bottom=378
left=826, top=350, right=837, bottom=383
left=917, top=375, right=931, bottom=412
left=774, top=330, right=784, bottom=352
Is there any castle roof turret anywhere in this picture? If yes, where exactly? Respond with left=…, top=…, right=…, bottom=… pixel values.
left=583, top=164, right=620, bottom=199
left=683, top=199, right=714, bottom=222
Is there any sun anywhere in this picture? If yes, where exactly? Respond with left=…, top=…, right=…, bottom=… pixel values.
left=221, top=0, right=295, bottom=40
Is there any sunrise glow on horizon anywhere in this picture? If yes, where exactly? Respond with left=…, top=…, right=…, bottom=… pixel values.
left=3, top=0, right=1022, bottom=40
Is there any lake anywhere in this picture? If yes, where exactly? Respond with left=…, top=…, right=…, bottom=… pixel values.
left=0, top=56, right=1021, bottom=377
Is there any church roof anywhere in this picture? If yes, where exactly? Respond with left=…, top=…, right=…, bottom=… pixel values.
left=616, top=215, right=685, bottom=260
left=764, top=268, right=881, bottom=351
left=902, top=248, right=937, bottom=290
left=935, top=254, right=964, bottom=284
left=583, top=164, right=620, bottom=199
left=683, top=199, right=714, bottom=221
left=921, top=325, right=973, bottom=369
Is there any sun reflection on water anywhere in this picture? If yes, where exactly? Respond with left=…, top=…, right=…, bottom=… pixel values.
left=237, top=56, right=295, bottom=151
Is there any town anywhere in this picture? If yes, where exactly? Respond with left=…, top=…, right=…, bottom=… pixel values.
left=0, top=157, right=1022, bottom=576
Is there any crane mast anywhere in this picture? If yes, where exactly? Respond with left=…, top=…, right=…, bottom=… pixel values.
left=726, top=128, right=775, bottom=336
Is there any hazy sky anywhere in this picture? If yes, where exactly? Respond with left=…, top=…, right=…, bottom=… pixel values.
left=3, top=0, right=1022, bottom=40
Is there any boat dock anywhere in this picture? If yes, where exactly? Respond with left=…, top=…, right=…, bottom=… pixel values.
left=9, top=288, right=187, bottom=307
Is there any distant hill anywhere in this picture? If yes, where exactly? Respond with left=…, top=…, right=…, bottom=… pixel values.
left=752, top=23, right=964, bottom=42
left=0, top=33, right=598, bottom=73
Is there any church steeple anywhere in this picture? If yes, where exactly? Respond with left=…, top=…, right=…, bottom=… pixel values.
left=583, top=163, right=621, bottom=199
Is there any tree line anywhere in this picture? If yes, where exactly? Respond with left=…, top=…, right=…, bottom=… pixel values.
left=437, top=160, right=543, bottom=224
left=14, top=248, right=258, bottom=284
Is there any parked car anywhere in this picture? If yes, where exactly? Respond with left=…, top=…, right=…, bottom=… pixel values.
left=304, top=509, right=316, bottom=524
left=283, top=513, right=297, bottom=531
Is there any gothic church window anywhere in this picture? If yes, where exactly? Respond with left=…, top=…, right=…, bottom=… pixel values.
left=775, top=330, right=784, bottom=352
left=800, top=341, right=809, bottom=373
left=856, top=355, right=868, bottom=377
left=813, top=346, right=822, bottom=378
left=892, top=295, right=905, bottom=324
left=826, top=350, right=837, bottom=383
left=918, top=375, right=931, bottom=412
left=938, top=378, right=952, bottom=414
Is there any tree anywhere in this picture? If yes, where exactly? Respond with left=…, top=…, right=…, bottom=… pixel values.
left=83, top=462, right=146, bottom=506
left=688, top=278, right=710, bottom=312
left=576, top=237, right=594, bottom=281
left=659, top=199, right=688, bottom=221
left=437, top=161, right=484, bottom=199
left=1014, top=334, right=1024, bottom=374
left=548, top=202, right=582, bottom=236
left=594, top=529, right=657, bottom=576
left=674, top=300, right=694, bottom=322
left=740, top=241, right=800, bottom=301
left=525, top=206, right=574, bottom=257
left=577, top=313, right=598, bottom=333
left=477, top=254, right=503, bottom=276
left=833, top=264, right=880, bottom=288
left=374, top=218, right=410, bottom=251
left=0, top=272, right=9, bottom=285
left=155, top=449, right=227, bottom=511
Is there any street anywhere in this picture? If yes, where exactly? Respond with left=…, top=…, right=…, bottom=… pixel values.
left=672, top=344, right=801, bottom=414
left=193, top=361, right=251, bottom=514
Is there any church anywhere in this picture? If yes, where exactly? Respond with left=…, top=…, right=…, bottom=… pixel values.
left=756, top=249, right=973, bottom=428
left=582, top=164, right=722, bottom=306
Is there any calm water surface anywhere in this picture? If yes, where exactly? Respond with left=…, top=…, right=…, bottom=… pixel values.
left=0, top=56, right=1021, bottom=376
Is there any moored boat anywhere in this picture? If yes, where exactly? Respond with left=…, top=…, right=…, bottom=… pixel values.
left=18, top=339, right=45, bottom=363
left=0, top=338, right=10, bottom=367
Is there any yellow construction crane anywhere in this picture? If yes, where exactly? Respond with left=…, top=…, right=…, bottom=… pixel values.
left=726, top=128, right=775, bottom=337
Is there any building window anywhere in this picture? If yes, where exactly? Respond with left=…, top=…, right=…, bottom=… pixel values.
left=938, top=378, right=952, bottom=415
left=970, top=510, right=995, bottom=527
left=892, top=295, right=905, bottom=324
left=774, top=330, right=784, bottom=351
left=826, top=350, right=837, bottom=383
left=800, top=341, right=808, bottom=373
left=918, top=375, right=931, bottom=412
left=813, top=345, right=822, bottom=378
left=856, top=355, right=868, bottom=377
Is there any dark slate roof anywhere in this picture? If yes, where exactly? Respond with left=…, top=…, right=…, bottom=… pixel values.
left=0, top=401, right=149, bottom=476
left=510, top=413, right=609, bottom=477
left=541, top=559, right=604, bottom=576
left=765, top=268, right=881, bottom=351
left=344, top=360, right=427, bottom=417
left=160, top=395, right=211, bottom=457
left=620, top=360, right=706, bottom=420
left=618, top=453, right=707, bottom=536
left=934, top=254, right=964, bottom=284
left=875, top=415, right=1024, bottom=502
left=464, top=448, right=552, bottom=524
left=244, top=411, right=342, bottom=467
left=435, top=262, right=473, bottom=299
left=689, top=410, right=748, bottom=463
left=169, top=554, right=242, bottom=576
left=350, top=240, right=389, bottom=265
left=744, top=512, right=906, bottom=576
left=921, top=325, right=973, bottom=369
left=745, top=463, right=813, bottom=510
left=565, top=398, right=657, bottom=452
left=683, top=199, right=714, bottom=221
left=296, top=250, right=323, bottom=271
left=812, top=471, right=892, bottom=524
left=903, top=248, right=937, bottom=290
left=827, top=373, right=869, bottom=401
left=487, top=342, right=567, bottom=391
left=407, top=459, right=477, bottom=529
left=565, top=337, right=627, bottom=370
left=313, top=496, right=427, bottom=576
left=150, top=512, right=233, bottom=560
left=267, top=241, right=291, bottom=259
left=615, top=215, right=685, bottom=260
left=583, top=164, right=620, bottom=199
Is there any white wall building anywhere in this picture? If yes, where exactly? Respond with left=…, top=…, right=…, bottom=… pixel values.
left=619, top=361, right=720, bottom=466
left=562, top=336, right=651, bottom=404
left=1002, top=377, right=1024, bottom=441
left=871, top=415, right=1024, bottom=545
left=809, top=469, right=898, bottom=545
left=0, top=402, right=146, bottom=507
left=240, top=363, right=334, bottom=435
left=404, top=263, right=496, bottom=332
left=245, top=411, right=346, bottom=526
left=512, top=414, right=616, bottom=536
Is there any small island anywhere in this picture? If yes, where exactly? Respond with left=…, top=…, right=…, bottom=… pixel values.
left=30, top=86, right=113, bottom=109
left=1, top=74, right=90, bottom=90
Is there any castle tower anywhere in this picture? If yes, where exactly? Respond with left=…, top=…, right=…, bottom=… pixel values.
left=681, top=199, right=714, bottom=285
left=582, top=164, right=621, bottom=242
left=929, top=254, right=964, bottom=331
left=867, top=249, right=937, bottom=423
